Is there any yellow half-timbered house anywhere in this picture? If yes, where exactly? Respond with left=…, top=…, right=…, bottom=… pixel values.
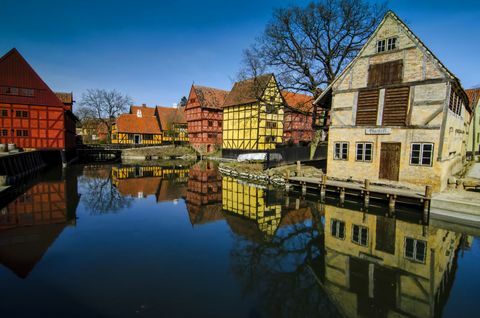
left=222, top=74, right=284, bottom=157
left=112, top=105, right=162, bottom=145
left=222, top=176, right=282, bottom=237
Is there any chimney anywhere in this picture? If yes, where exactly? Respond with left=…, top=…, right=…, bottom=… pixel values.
left=142, top=103, right=146, bottom=107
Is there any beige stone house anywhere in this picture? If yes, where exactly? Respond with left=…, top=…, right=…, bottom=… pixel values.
left=315, top=11, right=471, bottom=191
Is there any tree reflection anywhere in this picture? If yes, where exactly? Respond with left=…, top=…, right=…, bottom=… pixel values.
left=79, top=165, right=133, bottom=214
left=229, top=201, right=340, bottom=317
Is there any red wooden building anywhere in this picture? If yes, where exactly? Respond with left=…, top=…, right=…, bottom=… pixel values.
left=0, top=48, right=77, bottom=152
left=282, top=91, right=314, bottom=145
left=185, top=85, right=229, bottom=153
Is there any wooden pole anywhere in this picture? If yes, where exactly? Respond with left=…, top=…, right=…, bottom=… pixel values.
left=339, top=187, right=345, bottom=204
left=364, top=179, right=370, bottom=208
left=424, top=185, right=432, bottom=223
left=296, top=160, right=301, bottom=176
left=389, top=194, right=396, bottom=213
left=320, top=174, right=327, bottom=201
left=302, top=182, right=307, bottom=196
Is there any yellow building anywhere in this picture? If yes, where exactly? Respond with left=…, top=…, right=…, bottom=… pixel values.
left=316, top=11, right=471, bottom=191
left=112, top=105, right=162, bottom=145
left=155, top=106, right=189, bottom=143
left=222, top=176, right=282, bottom=237
left=222, top=74, right=284, bottom=157
left=321, top=205, right=461, bottom=318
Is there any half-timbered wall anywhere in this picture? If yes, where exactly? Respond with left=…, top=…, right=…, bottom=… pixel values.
left=283, top=109, right=313, bottom=144
left=222, top=176, right=281, bottom=236
left=0, top=104, right=69, bottom=149
left=325, top=12, right=470, bottom=191
left=223, top=77, right=284, bottom=151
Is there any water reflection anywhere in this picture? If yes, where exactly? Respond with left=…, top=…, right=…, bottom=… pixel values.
left=0, top=168, right=79, bottom=278
left=0, top=162, right=475, bottom=317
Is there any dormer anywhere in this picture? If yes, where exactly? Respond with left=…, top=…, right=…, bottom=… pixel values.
left=137, top=109, right=142, bottom=118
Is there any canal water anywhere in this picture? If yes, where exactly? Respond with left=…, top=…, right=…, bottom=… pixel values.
left=0, top=161, right=478, bottom=318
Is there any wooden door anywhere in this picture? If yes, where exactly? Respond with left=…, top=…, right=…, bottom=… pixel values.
left=379, top=143, right=401, bottom=181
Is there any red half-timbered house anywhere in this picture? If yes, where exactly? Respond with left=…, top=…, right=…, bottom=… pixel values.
left=0, top=48, right=77, bottom=151
left=282, top=91, right=314, bottom=145
left=185, top=85, right=229, bottom=153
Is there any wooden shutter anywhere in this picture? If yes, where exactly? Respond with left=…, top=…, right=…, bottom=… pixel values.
left=356, top=89, right=379, bottom=126
left=382, top=86, right=409, bottom=126
left=368, top=60, right=403, bottom=87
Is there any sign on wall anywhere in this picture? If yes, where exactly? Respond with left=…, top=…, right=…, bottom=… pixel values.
left=365, top=128, right=392, bottom=135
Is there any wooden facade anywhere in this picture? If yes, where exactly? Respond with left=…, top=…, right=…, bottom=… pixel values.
left=155, top=106, right=188, bottom=143
left=316, top=11, right=471, bottom=191
left=185, top=85, right=229, bottom=153
left=0, top=49, right=77, bottom=150
left=222, top=74, right=284, bottom=152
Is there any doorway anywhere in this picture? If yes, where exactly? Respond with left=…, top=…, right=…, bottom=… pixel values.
left=379, top=143, right=401, bottom=181
left=134, top=134, right=141, bottom=144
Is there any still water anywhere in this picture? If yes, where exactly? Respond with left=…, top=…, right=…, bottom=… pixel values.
left=0, top=161, right=478, bottom=318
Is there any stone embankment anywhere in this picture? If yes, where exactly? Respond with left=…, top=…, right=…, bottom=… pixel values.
left=219, top=162, right=324, bottom=187
left=121, top=145, right=196, bottom=161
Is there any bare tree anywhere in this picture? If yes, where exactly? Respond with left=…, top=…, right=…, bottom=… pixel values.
left=79, top=89, right=132, bottom=142
left=241, top=0, right=386, bottom=123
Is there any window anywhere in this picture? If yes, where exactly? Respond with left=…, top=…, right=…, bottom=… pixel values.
left=218, top=121, right=222, bottom=128
left=377, top=39, right=386, bottom=53
left=266, top=121, right=277, bottom=129
left=143, top=134, right=153, bottom=141
left=208, top=120, right=213, bottom=127
left=356, top=143, right=373, bottom=161
left=269, top=95, right=275, bottom=102
left=22, top=111, right=28, bottom=118
left=1, top=129, right=8, bottom=136
left=15, top=110, right=21, bottom=117
left=352, top=225, right=368, bottom=246
left=16, top=129, right=28, bottom=137
left=377, top=37, right=397, bottom=53
left=0, top=109, right=7, bottom=117
left=405, top=237, right=427, bottom=263
left=265, top=135, right=276, bottom=143
left=331, top=219, right=345, bottom=239
left=387, top=37, right=397, bottom=50
left=334, top=142, right=348, bottom=160
left=410, top=143, right=434, bottom=166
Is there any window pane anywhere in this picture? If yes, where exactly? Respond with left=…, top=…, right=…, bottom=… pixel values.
left=361, top=228, right=368, bottom=245
left=416, top=240, right=426, bottom=261
left=339, top=222, right=345, bottom=238
left=331, top=221, right=337, bottom=236
left=353, top=225, right=359, bottom=242
left=405, top=238, right=414, bottom=258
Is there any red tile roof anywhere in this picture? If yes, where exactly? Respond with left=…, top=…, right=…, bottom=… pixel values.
left=193, top=85, right=229, bottom=109
left=465, top=88, right=480, bottom=106
left=223, top=74, right=274, bottom=107
left=155, top=106, right=187, bottom=130
left=130, top=105, right=156, bottom=117
left=115, top=113, right=161, bottom=134
left=282, top=91, right=314, bottom=113
left=0, top=48, right=64, bottom=107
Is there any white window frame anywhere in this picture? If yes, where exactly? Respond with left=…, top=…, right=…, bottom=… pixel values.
left=331, top=219, right=345, bottom=240
left=334, top=142, right=349, bottom=160
left=404, top=237, right=427, bottom=263
left=387, top=37, right=397, bottom=50
left=376, top=39, right=386, bottom=53
left=356, top=142, right=373, bottom=162
left=410, top=143, right=434, bottom=166
left=352, top=224, right=369, bottom=246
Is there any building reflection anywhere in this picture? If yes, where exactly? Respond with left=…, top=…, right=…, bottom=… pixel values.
left=0, top=168, right=80, bottom=278
left=185, top=161, right=223, bottom=226
left=111, top=165, right=189, bottom=202
left=318, top=205, right=461, bottom=318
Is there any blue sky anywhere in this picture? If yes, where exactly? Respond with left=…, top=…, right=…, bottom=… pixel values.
left=1, top=0, right=479, bottom=107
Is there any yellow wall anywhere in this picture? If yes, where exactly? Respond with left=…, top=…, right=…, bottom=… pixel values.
left=222, top=176, right=281, bottom=236
left=111, top=125, right=162, bottom=145
left=222, top=77, right=284, bottom=150
left=162, top=124, right=189, bottom=143
left=323, top=205, right=461, bottom=318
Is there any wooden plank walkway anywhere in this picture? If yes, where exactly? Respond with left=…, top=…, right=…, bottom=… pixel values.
left=286, top=175, right=431, bottom=222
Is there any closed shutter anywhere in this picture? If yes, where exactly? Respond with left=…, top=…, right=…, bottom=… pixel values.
left=368, top=60, right=403, bottom=87
left=356, top=89, right=379, bottom=126
left=382, top=86, right=409, bottom=126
